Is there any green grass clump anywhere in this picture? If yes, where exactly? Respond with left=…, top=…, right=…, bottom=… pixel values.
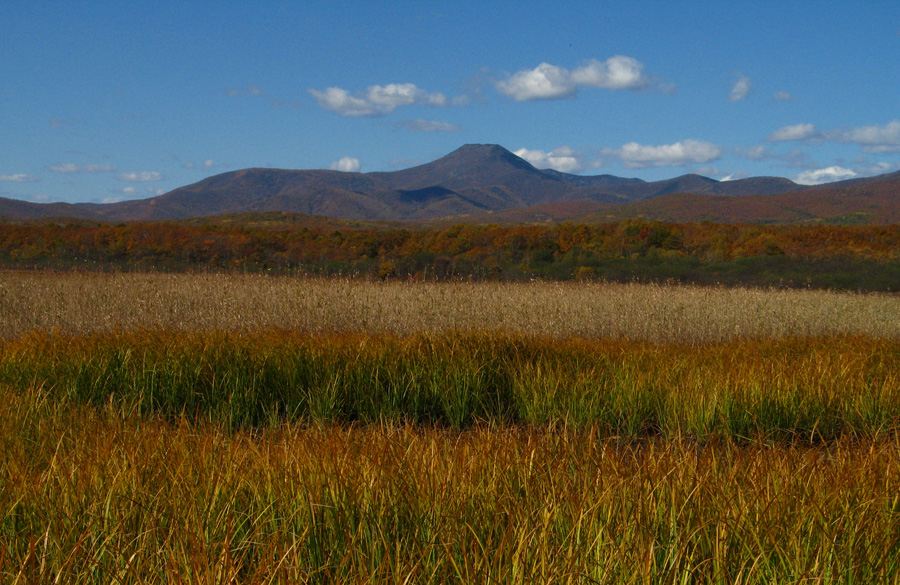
left=2, top=330, right=899, bottom=440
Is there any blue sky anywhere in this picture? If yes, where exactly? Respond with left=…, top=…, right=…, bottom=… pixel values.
left=2, top=1, right=899, bottom=204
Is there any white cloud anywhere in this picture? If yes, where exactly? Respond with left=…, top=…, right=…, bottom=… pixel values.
left=720, top=172, right=749, bottom=181
left=570, top=56, right=651, bottom=90
left=496, top=55, right=656, bottom=101
left=829, top=120, right=900, bottom=153
left=309, top=83, right=447, bottom=117
left=0, top=173, right=40, bottom=182
left=773, top=90, right=794, bottom=101
left=606, top=140, right=722, bottom=168
left=330, top=157, right=361, bottom=172
left=50, top=163, right=116, bottom=174
left=117, top=171, right=164, bottom=182
left=309, top=87, right=378, bottom=116
left=767, top=123, right=822, bottom=142
left=394, top=119, right=461, bottom=132
left=203, top=160, right=216, bottom=171
left=514, top=146, right=583, bottom=173
left=367, top=83, right=446, bottom=108
left=729, top=74, right=751, bottom=102
left=768, top=120, right=900, bottom=153
left=794, top=166, right=857, bottom=185
left=496, top=63, right=575, bottom=101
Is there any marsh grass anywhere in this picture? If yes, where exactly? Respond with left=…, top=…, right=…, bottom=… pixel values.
left=2, top=386, right=899, bottom=584
left=2, top=329, right=899, bottom=440
left=4, top=270, right=900, bottom=582
left=4, top=270, right=900, bottom=342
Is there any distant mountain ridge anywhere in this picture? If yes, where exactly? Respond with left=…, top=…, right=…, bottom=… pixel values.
left=1, top=144, right=898, bottom=223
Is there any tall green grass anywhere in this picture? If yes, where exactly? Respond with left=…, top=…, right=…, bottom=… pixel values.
left=3, top=330, right=898, bottom=440
left=2, top=388, right=899, bottom=584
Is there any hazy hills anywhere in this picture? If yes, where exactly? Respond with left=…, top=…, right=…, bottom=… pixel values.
left=2, top=144, right=899, bottom=225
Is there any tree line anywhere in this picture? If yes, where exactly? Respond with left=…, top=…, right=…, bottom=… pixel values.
left=3, top=219, right=900, bottom=290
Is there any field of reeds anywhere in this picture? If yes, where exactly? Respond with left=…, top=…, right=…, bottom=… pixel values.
left=2, top=269, right=900, bottom=583
left=4, top=270, right=900, bottom=342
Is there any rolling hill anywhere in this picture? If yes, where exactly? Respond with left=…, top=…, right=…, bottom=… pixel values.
left=572, top=173, right=900, bottom=225
left=1, top=144, right=898, bottom=224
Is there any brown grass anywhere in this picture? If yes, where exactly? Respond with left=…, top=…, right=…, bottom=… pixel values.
left=3, top=388, right=899, bottom=583
left=3, top=270, right=900, bottom=342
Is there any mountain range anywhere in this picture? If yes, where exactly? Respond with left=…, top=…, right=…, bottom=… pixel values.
left=2, top=144, right=899, bottom=224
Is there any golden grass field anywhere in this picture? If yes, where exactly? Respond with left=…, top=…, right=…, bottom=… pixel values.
left=2, top=269, right=900, bottom=583
left=3, top=270, right=900, bottom=341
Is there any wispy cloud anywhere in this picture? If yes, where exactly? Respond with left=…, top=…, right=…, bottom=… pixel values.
left=330, top=157, right=361, bottom=172
left=773, top=90, right=794, bottom=101
left=514, top=146, right=584, bottom=173
left=0, top=173, right=40, bottom=182
left=394, top=119, right=461, bottom=133
left=852, top=161, right=898, bottom=176
left=735, top=145, right=775, bottom=161
left=108, top=186, right=165, bottom=201
left=604, top=140, right=721, bottom=168
left=117, top=171, right=164, bottom=182
left=767, top=120, right=900, bottom=153
left=226, top=85, right=265, bottom=97
left=50, top=163, right=117, bottom=174
left=729, top=74, right=751, bottom=102
left=496, top=55, right=659, bottom=102
left=767, top=123, right=823, bottom=142
left=829, top=120, right=900, bottom=153
left=309, top=83, right=447, bottom=117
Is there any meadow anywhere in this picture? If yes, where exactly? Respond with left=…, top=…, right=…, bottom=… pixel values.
left=2, top=270, right=900, bottom=583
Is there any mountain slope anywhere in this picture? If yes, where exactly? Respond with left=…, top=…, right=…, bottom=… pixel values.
left=575, top=175, right=900, bottom=225
left=2, top=144, right=898, bottom=223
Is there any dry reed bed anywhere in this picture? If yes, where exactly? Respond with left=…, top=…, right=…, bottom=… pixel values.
left=3, top=388, right=900, bottom=584
left=3, top=270, right=900, bottom=342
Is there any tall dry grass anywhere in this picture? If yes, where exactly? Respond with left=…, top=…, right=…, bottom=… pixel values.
left=3, top=270, right=900, bottom=342
left=2, top=387, right=899, bottom=584
left=4, top=269, right=900, bottom=582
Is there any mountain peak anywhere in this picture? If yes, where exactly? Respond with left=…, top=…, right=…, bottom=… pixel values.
left=439, top=144, right=536, bottom=171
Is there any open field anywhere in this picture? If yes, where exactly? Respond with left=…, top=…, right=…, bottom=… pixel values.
left=2, top=270, right=900, bottom=582
left=4, top=270, right=900, bottom=342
